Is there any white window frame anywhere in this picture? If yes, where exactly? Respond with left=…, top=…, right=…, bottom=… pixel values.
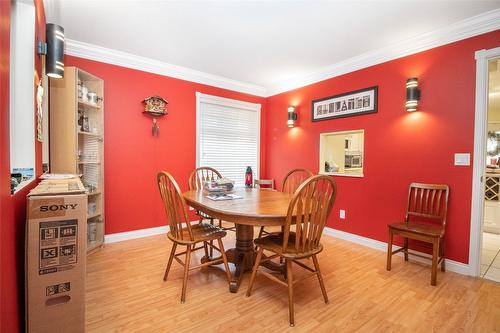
left=195, top=92, right=261, bottom=184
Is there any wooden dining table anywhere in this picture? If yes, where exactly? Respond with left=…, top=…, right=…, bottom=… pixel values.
left=183, top=187, right=294, bottom=293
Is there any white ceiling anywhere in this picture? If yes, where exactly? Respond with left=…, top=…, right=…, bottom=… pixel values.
left=45, top=1, right=500, bottom=96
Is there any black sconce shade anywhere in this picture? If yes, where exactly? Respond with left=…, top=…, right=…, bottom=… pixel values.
left=46, top=23, right=65, bottom=78
left=287, top=106, right=297, bottom=127
left=405, top=77, right=420, bottom=112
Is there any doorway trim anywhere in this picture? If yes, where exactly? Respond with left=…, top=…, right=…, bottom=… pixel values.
left=470, top=46, right=500, bottom=277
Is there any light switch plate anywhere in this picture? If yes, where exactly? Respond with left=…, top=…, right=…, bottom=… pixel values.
left=339, top=209, right=346, bottom=219
left=454, top=153, right=470, bottom=166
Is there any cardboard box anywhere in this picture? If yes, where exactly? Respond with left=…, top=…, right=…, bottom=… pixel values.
left=26, top=178, right=87, bottom=333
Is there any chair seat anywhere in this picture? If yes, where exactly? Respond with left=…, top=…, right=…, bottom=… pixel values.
left=254, top=232, right=323, bottom=259
left=388, top=222, right=444, bottom=237
left=167, top=222, right=226, bottom=244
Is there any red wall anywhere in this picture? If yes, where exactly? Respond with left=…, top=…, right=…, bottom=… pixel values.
left=265, top=30, right=500, bottom=264
left=0, top=1, right=46, bottom=332
left=0, top=5, right=498, bottom=330
left=64, top=56, right=267, bottom=234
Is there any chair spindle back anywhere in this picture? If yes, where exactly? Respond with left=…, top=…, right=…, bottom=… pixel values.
left=157, top=171, right=192, bottom=241
left=283, top=175, right=337, bottom=254
left=282, top=168, right=314, bottom=194
left=405, top=183, right=449, bottom=228
left=188, top=167, right=222, bottom=190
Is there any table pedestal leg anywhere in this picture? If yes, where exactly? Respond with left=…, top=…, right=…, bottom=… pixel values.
left=200, top=224, right=285, bottom=293
left=226, top=224, right=255, bottom=293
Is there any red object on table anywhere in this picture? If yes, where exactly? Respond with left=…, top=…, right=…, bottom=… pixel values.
left=245, top=166, right=253, bottom=188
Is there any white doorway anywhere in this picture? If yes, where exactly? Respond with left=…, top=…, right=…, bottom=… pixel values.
left=470, top=47, right=500, bottom=281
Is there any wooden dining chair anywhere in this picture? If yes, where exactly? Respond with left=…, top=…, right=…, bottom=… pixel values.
left=246, top=175, right=337, bottom=326
left=254, top=179, right=275, bottom=190
left=188, top=167, right=234, bottom=253
left=282, top=168, right=314, bottom=194
left=157, top=171, right=231, bottom=303
left=386, top=183, right=449, bottom=286
left=188, top=167, right=223, bottom=226
left=257, top=168, right=314, bottom=239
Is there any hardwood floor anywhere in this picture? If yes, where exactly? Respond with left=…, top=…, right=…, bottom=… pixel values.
left=86, top=229, right=500, bottom=332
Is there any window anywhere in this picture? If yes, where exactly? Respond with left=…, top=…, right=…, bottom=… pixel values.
left=196, top=92, right=261, bottom=187
left=319, top=130, right=364, bottom=177
left=10, top=0, right=36, bottom=193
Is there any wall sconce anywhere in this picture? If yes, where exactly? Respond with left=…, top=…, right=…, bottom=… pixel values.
left=287, top=106, right=297, bottom=127
left=405, top=77, right=421, bottom=112
left=38, top=23, right=65, bottom=78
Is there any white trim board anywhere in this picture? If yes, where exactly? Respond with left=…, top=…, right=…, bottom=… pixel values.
left=103, top=224, right=472, bottom=276
left=323, top=227, right=472, bottom=276
left=267, top=8, right=500, bottom=96
left=63, top=9, right=500, bottom=97
left=104, top=225, right=169, bottom=244
left=64, top=39, right=267, bottom=97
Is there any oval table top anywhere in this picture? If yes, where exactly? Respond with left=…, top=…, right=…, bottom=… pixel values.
left=183, top=188, right=294, bottom=226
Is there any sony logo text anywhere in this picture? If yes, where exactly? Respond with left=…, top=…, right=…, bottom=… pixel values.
left=40, top=204, right=79, bottom=212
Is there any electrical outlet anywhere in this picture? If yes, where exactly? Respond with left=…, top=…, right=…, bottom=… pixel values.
left=339, top=209, right=346, bottom=219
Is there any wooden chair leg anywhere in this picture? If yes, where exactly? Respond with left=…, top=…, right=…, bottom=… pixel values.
left=257, top=226, right=265, bottom=238
left=246, top=247, right=264, bottom=297
left=313, top=255, right=328, bottom=304
left=404, top=237, right=409, bottom=261
left=279, top=226, right=284, bottom=264
left=255, top=227, right=265, bottom=251
left=181, top=244, right=192, bottom=303
left=431, top=238, right=439, bottom=286
left=203, top=241, right=209, bottom=259
left=205, top=218, right=213, bottom=257
left=312, top=255, right=328, bottom=304
left=163, top=243, right=177, bottom=281
left=217, top=238, right=232, bottom=283
left=440, top=238, right=446, bottom=272
left=386, top=229, right=393, bottom=271
left=286, top=259, right=295, bottom=327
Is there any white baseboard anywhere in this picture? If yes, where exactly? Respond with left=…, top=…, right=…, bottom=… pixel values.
left=103, top=224, right=472, bottom=276
left=104, top=225, right=169, bottom=244
left=323, top=227, right=472, bottom=276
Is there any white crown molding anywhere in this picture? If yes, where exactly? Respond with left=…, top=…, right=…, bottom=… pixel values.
left=266, top=8, right=500, bottom=96
left=64, top=39, right=267, bottom=97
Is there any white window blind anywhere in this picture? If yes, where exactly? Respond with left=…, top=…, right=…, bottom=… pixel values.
left=197, top=93, right=260, bottom=187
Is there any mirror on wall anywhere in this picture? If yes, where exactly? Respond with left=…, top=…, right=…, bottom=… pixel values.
left=319, top=129, right=364, bottom=177
left=10, top=0, right=36, bottom=193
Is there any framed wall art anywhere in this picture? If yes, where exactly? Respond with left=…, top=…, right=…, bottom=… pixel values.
left=312, top=86, right=378, bottom=121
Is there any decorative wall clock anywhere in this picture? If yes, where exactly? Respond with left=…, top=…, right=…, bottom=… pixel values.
left=142, top=96, right=168, bottom=136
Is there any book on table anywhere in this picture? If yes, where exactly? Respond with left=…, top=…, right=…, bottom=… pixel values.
left=206, top=193, right=243, bottom=201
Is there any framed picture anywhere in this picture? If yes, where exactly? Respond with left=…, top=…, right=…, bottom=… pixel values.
left=312, top=86, right=378, bottom=121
